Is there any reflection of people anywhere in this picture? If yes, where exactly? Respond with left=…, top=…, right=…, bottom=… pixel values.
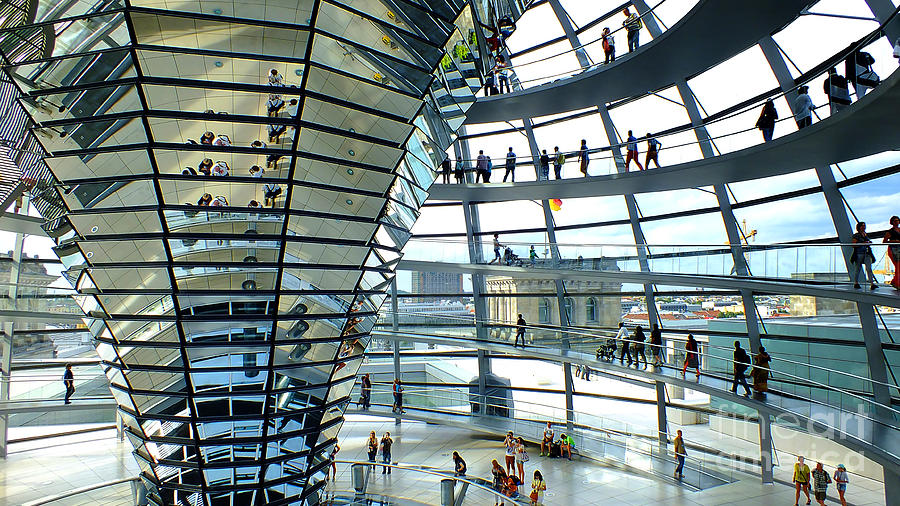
left=63, top=364, right=75, bottom=404
left=883, top=215, right=900, bottom=289
left=360, top=373, right=371, bottom=410
left=327, top=440, right=340, bottom=481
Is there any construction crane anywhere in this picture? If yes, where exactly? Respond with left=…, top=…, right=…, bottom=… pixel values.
left=728, top=219, right=758, bottom=275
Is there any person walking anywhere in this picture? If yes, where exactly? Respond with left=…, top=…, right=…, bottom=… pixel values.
left=616, top=322, right=632, bottom=366
left=441, top=155, right=451, bottom=184
left=632, top=325, right=647, bottom=368
left=673, top=429, right=686, bottom=479
left=529, top=245, right=537, bottom=266
left=578, top=139, right=589, bottom=176
left=601, top=27, right=615, bottom=64
left=645, top=133, right=661, bottom=169
left=530, top=470, right=546, bottom=506
left=851, top=222, right=878, bottom=290
left=495, top=56, right=511, bottom=94
left=552, top=147, right=565, bottom=179
left=622, top=8, right=642, bottom=52
left=540, top=422, right=554, bottom=456
left=489, top=233, right=503, bottom=264
left=367, top=431, right=379, bottom=469
left=504, top=147, right=516, bottom=182
left=452, top=451, right=467, bottom=476
left=751, top=346, right=772, bottom=396
left=833, top=464, right=849, bottom=506
left=794, top=85, right=815, bottom=129
left=327, top=440, right=340, bottom=481
left=360, top=373, right=372, bottom=410
left=731, top=341, right=752, bottom=396
left=811, top=462, right=831, bottom=506
left=514, top=437, right=528, bottom=483
left=475, top=150, right=488, bottom=183
left=391, top=379, right=404, bottom=413
left=63, top=364, right=75, bottom=404
left=793, top=456, right=812, bottom=506
left=755, top=99, right=778, bottom=142
left=503, top=431, right=517, bottom=476
left=682, top=334, right=700, bottom=377
left=484, top=155, right=493, bottom=183
left=625, top=130, right=644, bottom=171
left=380, top=432, right=393, bottom=474
left=515, top=314, right=527, bottom=348
left=824, top=68, right=851, bottom=115
left=883, top=215, right=900, bottom=289
left=649, top=324, right=664, bottom=367
left=539, top=149, right=550, bottom=181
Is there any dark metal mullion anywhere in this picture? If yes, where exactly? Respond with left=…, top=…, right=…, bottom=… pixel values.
left=121, top=8, right=210, bottom=500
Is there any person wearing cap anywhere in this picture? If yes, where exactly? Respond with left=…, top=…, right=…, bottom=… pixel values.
left=832, top=464, right=848, bottom=506
left=811, top=462, right=831, bottom=505
left=794, top=85, right=815, bottom=129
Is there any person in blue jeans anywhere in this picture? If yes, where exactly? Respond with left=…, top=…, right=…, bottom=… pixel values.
left=380, top=432, right=393, bottom=474
left=673, top=430, right=686, bottom=479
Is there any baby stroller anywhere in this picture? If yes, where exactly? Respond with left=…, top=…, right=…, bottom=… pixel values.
left=503, top=247, right=523, bottom=266
left=596, top=338, right=617, bottom=361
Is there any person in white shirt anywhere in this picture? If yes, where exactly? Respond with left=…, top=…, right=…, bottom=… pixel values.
left=540, top=422, right=554, bottom=456
left=794, top=85, right=815, bottom=129
left=615, top=322, right=632, bottom=365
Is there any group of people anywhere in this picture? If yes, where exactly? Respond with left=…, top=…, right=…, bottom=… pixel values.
left=365, top=430, right=394, bottom=474
left=792, top=456, right=850, bottom=506
left=488, top=430, right=549, bottom=505
left=596, top=322, right=665, bottom=368
left=850, top=216, right=900, bottom=291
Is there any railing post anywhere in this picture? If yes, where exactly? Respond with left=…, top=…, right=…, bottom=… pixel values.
left=440, top=478, right=455, bottom=506
left=352, top=463, right=367, bottom=496
left=131, top=478, right=148, bottom=506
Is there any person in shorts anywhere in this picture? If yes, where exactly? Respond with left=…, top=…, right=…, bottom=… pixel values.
left=793, top=456, right=811, bottom=506
left=811, top=461, right=831, bottom=505
left=833, top=464, right=848, bottom=506
left=540, top=422, right=554, bottom=456
left=503, top=431, right=517, bottom=475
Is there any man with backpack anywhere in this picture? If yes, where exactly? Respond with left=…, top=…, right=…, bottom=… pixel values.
left=846, top=50, right=879, bottom=98
left=622, top=8, right=642, bottom=53
left=552, top=147, right=565, bottom=179
left=823, top=68, right=851, bottom=115
left=731, top=341, right=752, bottom=396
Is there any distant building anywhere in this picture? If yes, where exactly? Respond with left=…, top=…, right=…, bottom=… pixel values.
left=411, top=271, right=464, bottom=301
left=789, top=273, right=855, bottom=316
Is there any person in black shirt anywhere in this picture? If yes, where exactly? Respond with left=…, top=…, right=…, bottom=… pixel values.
left=851, top=222, right=877, bottom=290
left=360, top=373, right=372, bottom=410
left=649, top=324, right=663, bottom=367
left=63, top=364, right=75, bottom=404
left=515, top=314, right=526, bottom=348
left=452, top=451, right=467, bottom=476
left=632, top=326, right=647, bottom=368
left=731, top=341, right=752, bottom=396
left=539, top=150, right=550, bottom=181
left=441, top=156, right=452, bottom=184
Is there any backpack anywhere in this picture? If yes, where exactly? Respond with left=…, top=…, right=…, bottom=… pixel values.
left=549, top=442, right=561, bottom=458
left=555, top=152, right=565, bottom=165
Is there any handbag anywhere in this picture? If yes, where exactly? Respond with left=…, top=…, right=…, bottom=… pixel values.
left=529, top=491, right=539, bottom=502
left=521, top=449, right=529, bottom=462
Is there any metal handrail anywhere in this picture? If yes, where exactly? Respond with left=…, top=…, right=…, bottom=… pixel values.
left=21, top=476, right=138, bottom=506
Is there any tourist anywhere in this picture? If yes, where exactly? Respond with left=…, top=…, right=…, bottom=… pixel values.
left=622, top=8, right=642, bottom=52
left=504, top=431, right=517, bottom=475
left=539, top=149, right=550, bottom=181
left=441, top=155, right=452, bottom=184
left=616, top=322, right=632, bottom=365
left=833, top=464, right=849, bottom=506
left=484, top=155, right=493, bottom=183
left=496, top=55, right=511, bottom=94
left=793, top=455, right=812, bottom=506
left=541, top=422, right=554, bottom=456
left=884, top=215, right=900, bottom=289
left=268, top=68, right=283, bottom=86
left=198, top=158, right=213, bottom=175
left=645, top=133, right=661, bottom=169
left=601, top=27, right=615, bottom=64
left=625, top=130, right=644, bottom=171
left=476, top=150, right=488, bottom=183
left=515, top=314, right=526, bottom=348
left=515, top=437, right=527, bottom=483
left=360, top=373, right=371, bottom=410
left=530, top=470, right=546, bottom=505
left=851, top=222, right=878, bottom=290
left=263, top=180, right=281, bottom=208
left=824, top=68, right=851, bottom=115
left=505, top=474, right=519, bottom=499
left=367, top=431, right=378, bottom=468
left=380, top=432, right=393, bottom=474
left=682, top=334, right=700, bottom=377
left=558, top=433, right=573, bottom=460
left=649, top=324, right=664, bottom=367
left=552, top=146, right=564, bottom=179
left=198, top=193, right=213, bottom=207
left=632, top=325, right=647, bottom=368
left=327, top=440, right=340, bottom=481
left=491, top=459, right=508, bottom=506
left=755, top=99, right=778, bottom=142
left=529, top=245, right=537, bottom=266
left=454, top=159, right=465, bottom=183
left=452, top=451, right=467, bottom=476
left=200, top=131, right=215, bottom=145
left=673, top=429, right=686, bottom=478
left=504, top=147, right=516, bottom=182
left=63, top=364, right=74, bottom=404
left=489, top=234, right=503, bottom=264
left=751, top=346, right=772, bottom=397
left=731, top=341, right=752, bottom=396
left=391, top=379, right=404, bottom=413
left=811, top=462, right=831, bottom=506
left=794, top=85, right=815, bottom=129
left=578, top=139, right=589, bottom=176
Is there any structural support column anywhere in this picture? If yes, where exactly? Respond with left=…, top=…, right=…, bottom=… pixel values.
left=523, top=118, right=575, bottom=431
left=758, top=412, right=775, bottom=484
left=0, top=196, right=26, bottom=459
left=760, top=36, right=892, bottom=407
left=864, top=0, right=900, bottom=43
left=547, top=0, right=591, bottom=69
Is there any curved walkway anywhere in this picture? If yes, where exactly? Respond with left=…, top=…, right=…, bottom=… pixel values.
left=465, top=0, right=813, bottom=124
left=396, top=260, right=900, bottom=309
left=432, top=66, right=900, bottom=202
left=370, top=329, right=900, bottom=480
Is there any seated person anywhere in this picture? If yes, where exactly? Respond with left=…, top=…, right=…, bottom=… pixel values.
left=248, top=200, right=262, bottom=208
left=264, top=182, right=282, bottom=207
left=198, top=158, right=213, bottom=176
left=558, top=433, right=574, bottom=461
left=251, top=140, right=267, bottom=149
left=182, top=167, right=197, bottom=175
left=266, top=94, right=284, bottom=117
left=197, top=193, right=212, bottom=206
left=211, top=160, right=229, bottom=176
left=505, top=475, right=518, bottom=498
left=213, top=134, right=231, bottom=147
left=200, top=131, right=215, bottom=145
left=210, top=195, right=228, bottom=207
left=540, top=422, right=554, bottom=456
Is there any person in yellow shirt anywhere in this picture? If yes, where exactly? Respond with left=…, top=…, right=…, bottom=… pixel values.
left=793, top=455, right=811, bottom=505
